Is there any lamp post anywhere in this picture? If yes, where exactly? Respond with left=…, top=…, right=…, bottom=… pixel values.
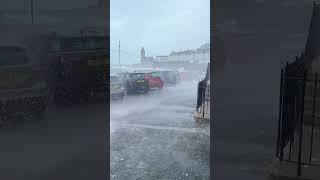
left=119, top=40, right=121, bottom=73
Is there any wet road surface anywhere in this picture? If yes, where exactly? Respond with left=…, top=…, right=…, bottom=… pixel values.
left=110, top=81, right=210, bottom=180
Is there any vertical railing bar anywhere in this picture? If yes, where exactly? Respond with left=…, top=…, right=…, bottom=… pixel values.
left=289, top=139, right=292, bottom=160
left=202, top=83, right=206, bottom=118
left=205, top=84, right=207, bottom=115
left=277, top=68, right=284, bottom=157
left=297, top=70, right=307, bottom=176
left=196, top=81, right=199, bottom=112
left=280, top=65, right=288, bottom=161
left=310, top=73, right=317, bottom=163
left=289, top=94, right=298, bottom=161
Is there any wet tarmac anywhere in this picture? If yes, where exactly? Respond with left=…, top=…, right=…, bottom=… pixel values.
left=110, top=81, right=210, bottom=180
left=0, top=76, right=208, bottom=180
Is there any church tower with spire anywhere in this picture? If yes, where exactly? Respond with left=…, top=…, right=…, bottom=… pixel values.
left=141, top=46, right=145, bottom=64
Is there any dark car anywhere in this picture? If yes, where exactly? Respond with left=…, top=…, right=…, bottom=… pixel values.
left=0, top=46, right=51, bottom=125
left=110, top=75, right=125, bottom=100
left=123, top=72, right=150, bottom=94
left=53, top=34, right=109, bottom=104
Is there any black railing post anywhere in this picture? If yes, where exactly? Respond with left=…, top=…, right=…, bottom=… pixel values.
left=208, top=85, right=210, bottom=116
left=297, top=70, right=307, bottom=176
left=309, top=73, right=317, bottom=163
left=202, top=83, right=206, bottom=117
left=196, top=82, right=200, bottom=112
left=289, top=140, right=292, bottom=160
left=276, top=68, right=284, bottom=157
left=280, top=64, right=288, bottom=161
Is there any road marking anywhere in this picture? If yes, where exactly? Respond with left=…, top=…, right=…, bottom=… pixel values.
left=111, top=122, right=209, bottom=136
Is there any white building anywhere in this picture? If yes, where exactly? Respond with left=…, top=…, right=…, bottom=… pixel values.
left=155, top=55, right=169, bottom=62
left=140, top=43, right=210, bottom=64
left=168, top=43, right=210, bottom=63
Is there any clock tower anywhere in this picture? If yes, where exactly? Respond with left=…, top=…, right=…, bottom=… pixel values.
left=141, top=46, right=145, bottom=64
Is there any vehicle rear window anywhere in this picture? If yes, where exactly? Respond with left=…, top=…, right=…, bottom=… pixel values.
left=151, top=72, right=161, bottom=77
left=129, top=73, right=145, bottom=79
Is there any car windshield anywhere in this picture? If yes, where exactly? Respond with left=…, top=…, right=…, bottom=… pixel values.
left=0, top=47, right=28, bottom=66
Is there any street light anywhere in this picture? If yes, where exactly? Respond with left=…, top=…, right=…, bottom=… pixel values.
left=119, top=40, right=121, bottom=73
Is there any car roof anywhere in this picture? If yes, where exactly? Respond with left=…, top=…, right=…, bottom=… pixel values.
left=128, top=72, right=145, bottom=74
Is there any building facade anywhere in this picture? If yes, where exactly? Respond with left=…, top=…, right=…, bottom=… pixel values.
left=155, top=55, right=169, bottom=62
left=140, top=43, right=210, bottom=65
left=168, top=43, right=210, bottom=63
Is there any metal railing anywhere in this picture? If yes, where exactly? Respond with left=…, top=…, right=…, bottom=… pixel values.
left=276, top=63, right=320, bottom=176
left=196, top=79, right=210, bottom=118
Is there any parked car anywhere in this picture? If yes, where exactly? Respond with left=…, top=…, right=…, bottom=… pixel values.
left=144, top=71, right=164, bottom=89
left=0, top=46, right=51, bottom=124
left=118, top=72, right=129, bottom=85
left=110, top=75, right=125, bottom=100
left=123, top=72, right=150, bottom=94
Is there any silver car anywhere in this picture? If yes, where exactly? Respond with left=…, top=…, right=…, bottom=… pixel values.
left=110, top=75, right=125, bottom=100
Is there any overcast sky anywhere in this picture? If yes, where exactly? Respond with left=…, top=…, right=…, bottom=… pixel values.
left=110, top=0, right=210, bottom=64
